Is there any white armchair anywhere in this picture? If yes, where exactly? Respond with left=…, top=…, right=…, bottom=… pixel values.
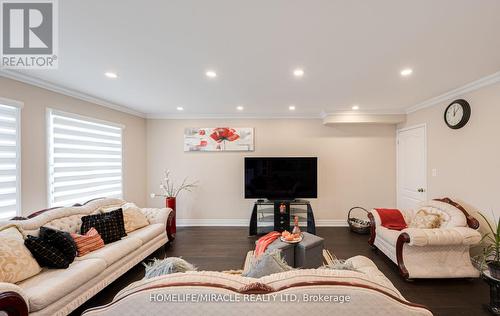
left=368, top=198, right=481, bottom=279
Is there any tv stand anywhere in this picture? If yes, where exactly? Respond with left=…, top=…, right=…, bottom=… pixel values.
left=249, top=199, right=316, bottom=236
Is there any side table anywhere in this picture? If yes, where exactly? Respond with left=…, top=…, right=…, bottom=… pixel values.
left=483, top=270, right=500, bottom=315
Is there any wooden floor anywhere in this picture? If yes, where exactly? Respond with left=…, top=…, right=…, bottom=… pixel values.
left=71, top=227, right=490, bottom=316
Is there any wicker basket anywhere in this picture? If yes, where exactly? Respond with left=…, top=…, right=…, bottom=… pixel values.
left=347, top=207, right=371, bottom=234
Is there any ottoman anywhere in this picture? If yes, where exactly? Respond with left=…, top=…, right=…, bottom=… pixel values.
left=257, top=238, right=295, bottom=267
left=295, top=232, right=324, bottom=268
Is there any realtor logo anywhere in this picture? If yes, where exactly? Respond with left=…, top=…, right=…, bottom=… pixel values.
left=1, top=0, right=58, bottom=68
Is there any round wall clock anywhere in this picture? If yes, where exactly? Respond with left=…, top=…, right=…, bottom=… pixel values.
left=444, top=99, right=471, bottom=129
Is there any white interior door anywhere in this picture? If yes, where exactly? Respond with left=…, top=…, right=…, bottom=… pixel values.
left=397, top=124, right=427, bottom=210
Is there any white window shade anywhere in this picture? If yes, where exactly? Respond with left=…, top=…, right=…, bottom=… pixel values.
left=48, top=110, right=123, bottom=207
left=0, top=103, right=20, bottom=220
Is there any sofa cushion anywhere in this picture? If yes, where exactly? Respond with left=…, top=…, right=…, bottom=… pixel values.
left=409, top=209, right=443, bottom=229
left=81, top=211, right=124, bottom=244
left=126, top=223, right=164, bottom=244
left=122, top=206, right=149, bottom=233
left=24, top=235, right=70, bottom=269
left=242, top=251, right=293, bottom=278
left=376, top=226, right=401, bottom=245
left=416, top=200, right=467, bottom=228
left=17, top=258, right=106, bottom=312
left=39, top=227, right=77, bottom=263
left=99, top=208, right=128, bottom=238
left=0, top=225, right=41, bottom=283
left=76, top=236, right=142, bottom=267
left=44, top=214, right=84, bottom=234
left=71, top=228, right=105, bottom=256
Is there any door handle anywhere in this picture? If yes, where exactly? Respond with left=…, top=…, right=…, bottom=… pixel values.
left=417, top=188, right=426, bottom=193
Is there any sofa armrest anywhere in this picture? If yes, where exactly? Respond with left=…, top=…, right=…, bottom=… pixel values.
left=369, top=209, right=412, bottom=226
left=0, top=282, right=29, bottom=316
left=140, top=208, right=172, bottom=225
left=401, top=227, right=481, bottom=247
left=369, top=209, right=382, bottom=226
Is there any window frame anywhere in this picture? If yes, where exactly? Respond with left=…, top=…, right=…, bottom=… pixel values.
left=0, top=97, right=23, bottom=219
left=46, top=108, right=124, bottom=207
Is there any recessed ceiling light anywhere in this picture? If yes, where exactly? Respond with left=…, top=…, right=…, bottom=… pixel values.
left=352, top=105, right=360, bottom=110
left=176, top=106, right=184, bottom=111
left=104, top=72, right=118, bottom=79
left=205, top=70, right=217, bottom=78
left=293, top=68, right=304, bottom=77
left=236, top=106, right=244, bottom=111
left=400, top=68, right=413, bottom=77
left=289, top=105, right=296, bottom=111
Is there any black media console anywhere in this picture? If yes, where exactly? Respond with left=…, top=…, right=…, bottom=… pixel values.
left=248, top=199, right=316, bottom=236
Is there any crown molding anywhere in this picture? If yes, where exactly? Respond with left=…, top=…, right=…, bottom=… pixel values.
left=0, top=70, right=147, bottom=118
left=406, top=71, right=500, bottom=114
left=176, top=218, right=347, bottom=227
left=148, top=108, right=405, bottom=120
left=147, top=112, right=323, bottom=119
left=323, top=113, right=406, bottom=125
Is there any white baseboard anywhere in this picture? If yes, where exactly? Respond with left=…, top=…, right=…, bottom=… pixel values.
left=316, top=220, right=348, bottom=227
left=176, top=219, right=347, bottom=227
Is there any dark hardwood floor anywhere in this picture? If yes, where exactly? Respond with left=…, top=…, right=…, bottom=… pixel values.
left=71, top=227, right=490, bottom=316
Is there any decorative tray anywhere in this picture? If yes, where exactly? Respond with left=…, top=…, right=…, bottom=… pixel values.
left=280, top=233, right=303, bottom=244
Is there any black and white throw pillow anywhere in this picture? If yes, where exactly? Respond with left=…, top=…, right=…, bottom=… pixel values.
left=80, top=209, right=126, bottom=244
left=24, top=235, right=70, bottom=269
left=39, top=227, right=77, bottom=263
left=105, top=209, right=127, bottom=239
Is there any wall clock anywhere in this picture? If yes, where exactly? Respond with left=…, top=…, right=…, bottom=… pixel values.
left=444, top=99, right=471, bottom=129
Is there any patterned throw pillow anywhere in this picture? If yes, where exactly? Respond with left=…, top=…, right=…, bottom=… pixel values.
left=71, top=228, right=105, bottom=256
left=39, top=227, right=77, bottom=263
left=81, top=209, right=125, bottom=244
left=410, top=209, right=443, bottom=229
left=24, top=235, right=70, bottom=269
left=122, top=206, right=149, bottom=233
left=106, top=209, right=127, bottom=238
left=0, top=225, right=41, bottom=283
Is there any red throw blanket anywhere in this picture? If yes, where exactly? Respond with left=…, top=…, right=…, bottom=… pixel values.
left=254, top=231, right=281, bottom=257
left=374, top=208, right=407, bottom=231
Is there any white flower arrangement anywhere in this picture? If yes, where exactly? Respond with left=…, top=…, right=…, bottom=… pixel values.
left=150, top=170, right=198, bottom=198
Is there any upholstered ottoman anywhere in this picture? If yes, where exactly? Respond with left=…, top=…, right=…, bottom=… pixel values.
left=295, top=232, right=324, bottom=268
left=257, top=238, right=295, bottom=267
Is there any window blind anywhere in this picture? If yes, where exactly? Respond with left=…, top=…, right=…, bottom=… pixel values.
left=0, top=103, right=20, bottom=220
left=48, top=110, right=123, bottom=207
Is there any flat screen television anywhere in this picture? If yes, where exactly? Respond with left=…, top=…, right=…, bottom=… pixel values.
left=244, top=157, right=317, bottom=200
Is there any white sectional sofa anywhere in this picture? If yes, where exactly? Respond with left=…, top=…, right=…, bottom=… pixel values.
left=81, top=256, right=432, bottom=316
left=0, top=198, right=172, bottom=316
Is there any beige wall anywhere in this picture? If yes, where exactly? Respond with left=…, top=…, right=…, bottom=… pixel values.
left=147, top=119, right=397, bottom=224
left=0, top=78, right=147, bottom=215
left=400, top=81, right=500, bottom=218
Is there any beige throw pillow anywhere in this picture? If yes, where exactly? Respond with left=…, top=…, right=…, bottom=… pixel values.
left=122, top=206, right=149, bottom=233
left=97, top=204, right=125, bottom=213
left=410, top=210, right=443, bottom=229
left=98, top=203, right=149, bottom=233
left=0, top=225, right=42, bottom=283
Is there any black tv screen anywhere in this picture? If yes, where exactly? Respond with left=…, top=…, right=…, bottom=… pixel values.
left=245, top=157, right=317, bottom=200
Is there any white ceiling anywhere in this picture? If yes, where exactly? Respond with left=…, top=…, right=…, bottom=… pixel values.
left=4, top=0, right=500, bottom=118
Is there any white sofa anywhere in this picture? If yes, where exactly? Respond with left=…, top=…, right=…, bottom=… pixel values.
left=368, top=199, right=481, bottom=279
left=0, top=198, right=172, bottom=316
left=82, top=255, right=432, bottom=316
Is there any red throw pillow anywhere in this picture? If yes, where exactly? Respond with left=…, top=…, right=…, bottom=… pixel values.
left=374, top=208, right=408, bottom=231
left=70, top=228, right=105, bottom=256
